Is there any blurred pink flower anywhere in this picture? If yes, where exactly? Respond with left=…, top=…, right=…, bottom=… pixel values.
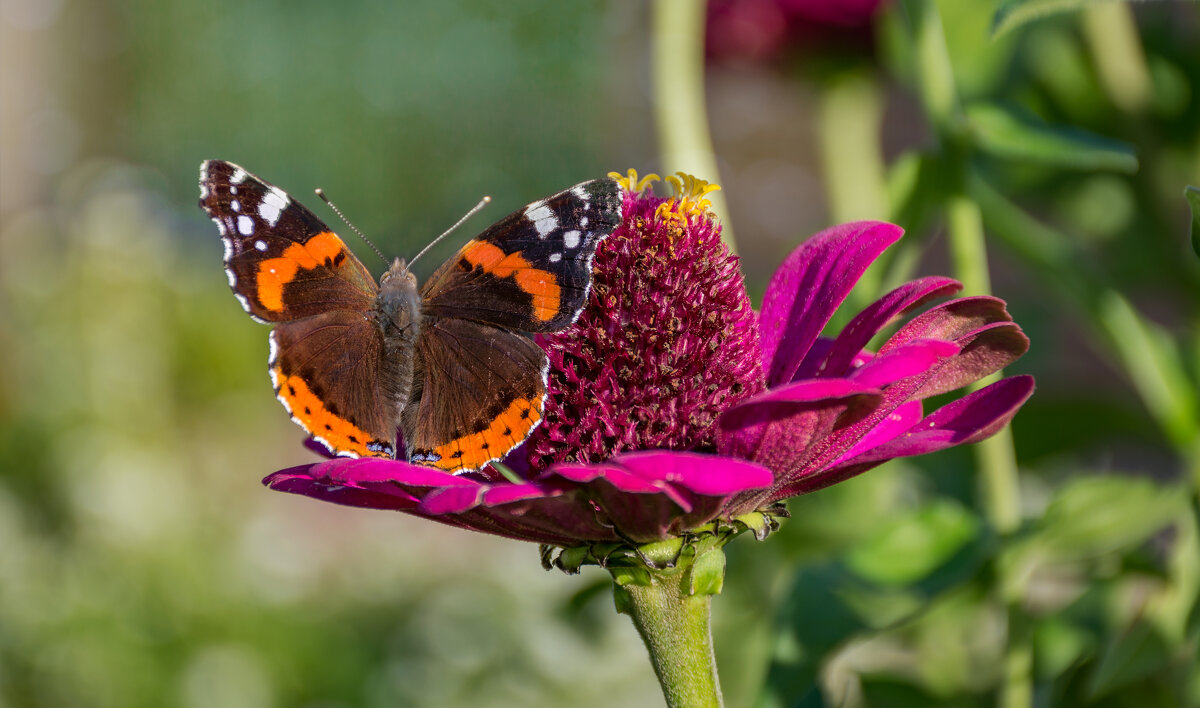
left=707, top=0, right=887, bottom=61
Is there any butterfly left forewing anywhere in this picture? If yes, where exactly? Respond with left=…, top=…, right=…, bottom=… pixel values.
left=404, top=318, right=548, bottom=473
left=199, top=160, right=377, bottom=322
left=421, top=177, right=622, bottom=332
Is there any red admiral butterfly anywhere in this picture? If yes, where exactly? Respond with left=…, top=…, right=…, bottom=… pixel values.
left=199, top=161, right=621, bottom=473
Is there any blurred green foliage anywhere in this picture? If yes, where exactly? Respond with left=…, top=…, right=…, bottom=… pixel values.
left=3, top=0, right=1200, bottom=706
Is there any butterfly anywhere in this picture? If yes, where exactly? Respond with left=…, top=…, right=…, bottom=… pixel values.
left=199, top=160, right=622, bottom=473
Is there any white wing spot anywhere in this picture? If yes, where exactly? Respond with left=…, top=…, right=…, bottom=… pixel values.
left=563, top=230, right=581, bottom=249
left=230, top=199, right=240, bottom=212
left=580, top=216, right=588, bottom=227
left=259, top=186, right=289, bottom=226
left=254, top=240, right=268, bottom=251
left=230, top=185, right=238, bottom=195
left=549, top=252, right=562, bottom=262
left=525, top=203, right=558, bottom=237
left=237, top=215, right=254, bottom=235
left=572, top=186, right=589, bottom=201
left=230, top=168, right=248, bottom=184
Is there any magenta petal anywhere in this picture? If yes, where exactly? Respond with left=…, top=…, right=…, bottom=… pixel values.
left=831, top=399, right=924, bottom=465
left=781, top=376, right=1036, bottom=498
left=848, top=339, right=960, bottom=388
left=852, top=375, right=1036, bottom=461
left=420, top=484, right=486, bottom=514
left=801, top=276, right=963, bottom=379
left=481, top=482, right=553, bottom=506
left=737, top=377, right=879, bottom=405
left=884, top=296, right=1015, bottom=350
left=759, top=221, right=903, bottom=386
left=717, top=379, right=882, bottom=484
left=615, top=451, right=774, bottom=495
left=264, top=465, right=422, bottom=511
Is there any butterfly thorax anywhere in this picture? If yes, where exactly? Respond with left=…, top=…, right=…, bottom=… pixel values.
left=376, top=258, right=422, bottom=429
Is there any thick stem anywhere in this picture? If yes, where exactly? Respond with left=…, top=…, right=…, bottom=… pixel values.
left=613, top=560, right=724, bottom=708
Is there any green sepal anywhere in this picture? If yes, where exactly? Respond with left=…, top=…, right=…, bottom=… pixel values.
left=539, top=503, right=789, bottom=576
left=688, top=546, right=726, bottom=596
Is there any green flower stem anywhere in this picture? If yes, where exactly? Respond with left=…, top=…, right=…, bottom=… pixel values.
left=610, top=538, right=728, bottom=708
left=651, top=0, right=734, bottom=251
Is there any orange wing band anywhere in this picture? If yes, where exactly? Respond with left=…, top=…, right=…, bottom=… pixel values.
left=273, top=367, right=391, bottom=458
left=421, top=396, right=543, bottom=472
left=256, top=232, right=346, bottom=312
left=461, top=240, right=560, bottom=322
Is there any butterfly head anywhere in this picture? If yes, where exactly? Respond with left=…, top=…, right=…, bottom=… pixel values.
left=377, top=258, right=421, bottom=333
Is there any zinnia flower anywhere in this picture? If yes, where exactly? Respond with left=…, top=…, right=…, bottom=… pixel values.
left=265, top=170, right=1033, bottom=555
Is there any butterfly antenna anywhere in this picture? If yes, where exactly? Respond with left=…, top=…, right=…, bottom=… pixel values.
left=315, top=188, right=389, bottom=266
left=407, top=195, right=492, bottom=269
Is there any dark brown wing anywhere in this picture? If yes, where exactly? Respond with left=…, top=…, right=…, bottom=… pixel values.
left=404, top=318, right=548, bottom=473
left=270, top=311, right=398, bottom=458
left=420, top=178, right=621, bottom=333
left=199, top=160, right=377, bottom=323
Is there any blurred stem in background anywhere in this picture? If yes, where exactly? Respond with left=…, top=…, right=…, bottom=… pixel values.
left=1082, top=1, right=1152, bottom=115
left=817, top=70, right=890, bottom=311
left=651, top=0, right=735, bottom=251
left=902, top=1, right=1030, bottom=707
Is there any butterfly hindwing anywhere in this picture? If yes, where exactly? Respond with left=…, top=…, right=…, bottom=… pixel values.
left=199, top=160, right=377, bottom=323
left=420, top=178, right=622, bottom=332
left=270, top=311, right=398, bottom=459
left=405, top=318, right=548, bottom=473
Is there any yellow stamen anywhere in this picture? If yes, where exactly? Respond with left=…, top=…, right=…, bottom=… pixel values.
left=665, top=172, right=721, bottom=216
left=609, top=168, right=661, bottom=194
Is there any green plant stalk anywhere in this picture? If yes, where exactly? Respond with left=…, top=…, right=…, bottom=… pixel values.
left=901, top=0, right=961, bottom=137
left=613, top=563, right=724, bottom=707
left=946, top=137, right=1031, bottom=708
left=651, top=0, right=734, bottom=251
left=818, top=70, right=890, bottom=310
left=905, top=3, right=1029, bottom=707
left=1081, top=1, right=1152, bottom=114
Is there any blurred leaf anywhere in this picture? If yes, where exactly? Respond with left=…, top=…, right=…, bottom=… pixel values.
left=1035, top=617, right=1093, bottom=680
left=1098, top=292, right=1200, bottom=450
left=846, top=500, right=981, bottom=586
left=1186, top=186, right=1200, bottom=258
left=859, top=677, right=963, bottom=707
left=1086, top=620, right=1172, bottom=699
left=887, top=151, right=946, bottom=241
left=966, top=102, right=1138, bottom=172
left=992, top=0, right=1172, bottom=38
left=1034, top=476, right=1185, bottom=560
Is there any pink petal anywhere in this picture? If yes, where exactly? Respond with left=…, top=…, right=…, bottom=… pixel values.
left=759, top=221, right=903, bottom=386
left=801, top=276, right=962, bottom=379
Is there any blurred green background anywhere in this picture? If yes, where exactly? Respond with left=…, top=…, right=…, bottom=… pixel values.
left=3, top=0, right=1200, bottom=706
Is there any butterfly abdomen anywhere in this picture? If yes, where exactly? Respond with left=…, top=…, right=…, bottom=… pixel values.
left=376, top=259, right=423, bottom=447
